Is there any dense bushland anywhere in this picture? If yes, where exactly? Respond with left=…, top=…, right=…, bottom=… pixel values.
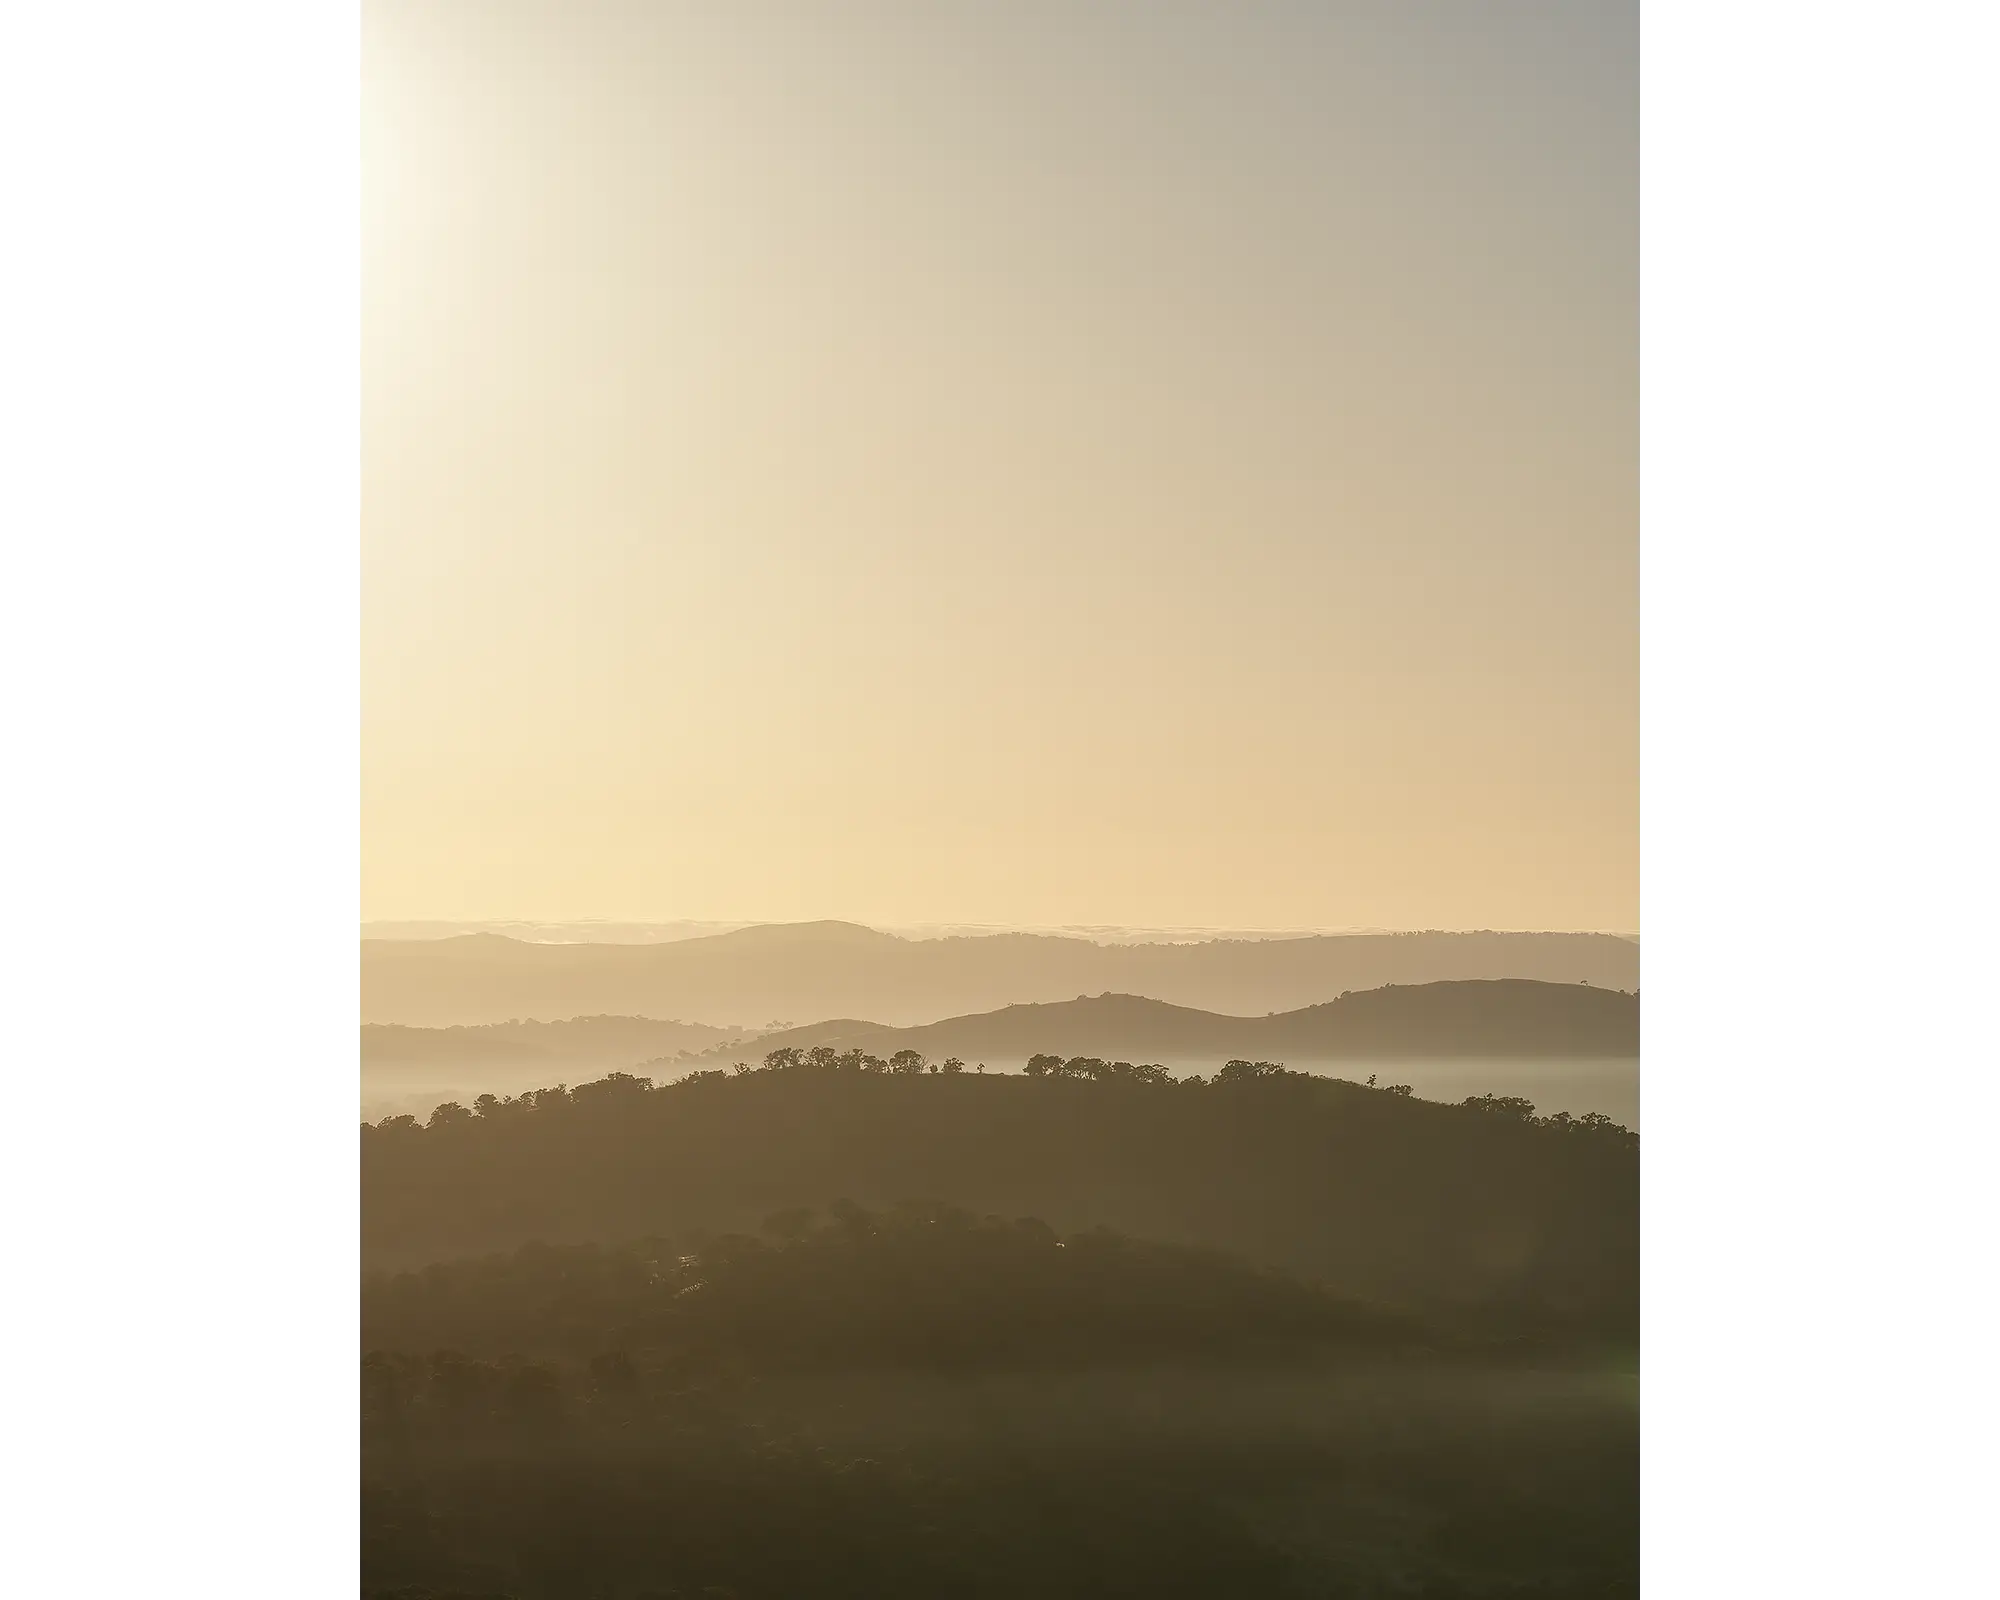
left=363, top=1057, right=1637, bottom=1336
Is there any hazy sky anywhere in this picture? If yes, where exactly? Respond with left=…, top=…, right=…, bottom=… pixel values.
left=363, top=0, right=1634, bottom=932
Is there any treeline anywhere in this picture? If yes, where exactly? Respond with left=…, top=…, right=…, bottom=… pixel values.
left=364, top=1062, right=1637, bottom=1336
left=1460, top=1092, right=1636, bottom=1139
left=373, top=1047, right=1636, bottom=1138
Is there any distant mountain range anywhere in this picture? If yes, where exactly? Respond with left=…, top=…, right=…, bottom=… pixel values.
left=362, top=1015, right=750, bottom=1077
left=676, top=981, right=1637, bottom=1070
left=361, top=920, right=763, bottom=945
left=359, top=919, right=1498, bottom=947
left=361, top=921, right=1640, bottom=1028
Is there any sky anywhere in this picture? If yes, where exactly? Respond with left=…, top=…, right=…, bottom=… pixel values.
left=363, top=0, right=1635, bottom=933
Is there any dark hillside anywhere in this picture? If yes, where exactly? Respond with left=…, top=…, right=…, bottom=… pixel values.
left=362, top=1208, right=1412, bottom=1371
left=363, top=1066, right=1636, bottom=1336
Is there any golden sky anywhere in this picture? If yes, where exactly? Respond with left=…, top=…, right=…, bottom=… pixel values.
left=363, top=1, right=1635, bottom=931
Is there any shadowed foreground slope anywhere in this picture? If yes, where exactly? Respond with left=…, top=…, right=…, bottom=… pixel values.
left=362, top=1207, right=1636, bottom=1599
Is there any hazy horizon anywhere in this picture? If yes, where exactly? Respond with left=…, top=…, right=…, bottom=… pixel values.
left=362, top=916, right=1642, bottom=943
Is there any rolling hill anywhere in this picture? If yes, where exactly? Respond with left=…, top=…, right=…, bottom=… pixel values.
left=362, top=1065, right=1637, bottom=1333
left=679, top=980, right=1637, bottom=1069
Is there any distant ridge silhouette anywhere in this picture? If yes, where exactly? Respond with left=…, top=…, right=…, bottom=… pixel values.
left=363, top=1015, right=751, bottom=1076
left=362, top=923, right=1640, bottom=1027
left=676, top=980, right=1637, bottom=1069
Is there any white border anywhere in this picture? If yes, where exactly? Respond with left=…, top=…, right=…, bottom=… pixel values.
left=2, top=3, right=357, bottom=1594
left=5, top=2, right=1998, bottom=1591
left=1645, top=3, right=1998, bottom=1593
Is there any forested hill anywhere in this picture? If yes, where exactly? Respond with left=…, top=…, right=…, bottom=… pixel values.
left=363, top=1209, right=1412, bottom=1371
left=701, top=979, right=1636, bottom=1068
left=363, top=1064, right=1637, bottom=1336
left=361, top=923, right=1640, bottom=1027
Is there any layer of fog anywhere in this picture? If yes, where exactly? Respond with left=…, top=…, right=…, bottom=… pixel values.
left=748, top=1360, right=1638, bottom=1461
